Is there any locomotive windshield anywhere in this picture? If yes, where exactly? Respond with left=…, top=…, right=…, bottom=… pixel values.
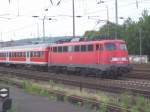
left=104, top=43, right=116, bottom=50
left=120, top=43, right=127, bottom=50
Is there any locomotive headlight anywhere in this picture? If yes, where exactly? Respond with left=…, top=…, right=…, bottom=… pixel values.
left=111, top=57, right=128, bottom=61
left=121, top=57, right=128, bottom=61
left=111, top=57, right=119, bottom=61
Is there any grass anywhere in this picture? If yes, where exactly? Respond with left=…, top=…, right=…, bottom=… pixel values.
left=23, top=81, right=49, bottom=97
left=17, top=80, right=150, bottom=112
left=8, top=103, right=18, bottom=112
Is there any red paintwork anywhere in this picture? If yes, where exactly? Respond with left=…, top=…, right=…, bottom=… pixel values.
left=0, top=40, right=129, bottom=67
left=30, top=51, right=49, bottom=63
left=49, top=40, right=129, bottom=65
left=0, top=45, right=50, bottom=64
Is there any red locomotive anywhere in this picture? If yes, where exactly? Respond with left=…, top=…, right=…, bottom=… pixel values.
left=0, top=39, right=132, bottom=78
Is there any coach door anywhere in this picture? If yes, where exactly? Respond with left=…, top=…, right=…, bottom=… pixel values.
left=26, top=51, right=30, bottom=64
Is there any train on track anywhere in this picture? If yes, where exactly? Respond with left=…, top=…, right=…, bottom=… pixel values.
left=0, top=39, right=132, bottom=78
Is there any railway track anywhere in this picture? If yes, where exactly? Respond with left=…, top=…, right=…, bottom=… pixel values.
left=0, top=67, right=150, bottom=97
left=126, top=64, right=150, bottom=79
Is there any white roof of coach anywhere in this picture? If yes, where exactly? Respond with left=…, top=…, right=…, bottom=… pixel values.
left=0, top=44, right=51, bottom=52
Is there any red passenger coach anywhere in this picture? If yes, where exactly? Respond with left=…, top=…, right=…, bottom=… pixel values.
left=48, top=39, right=132, bottom=78
left=0, top=44, right=50, bottom=68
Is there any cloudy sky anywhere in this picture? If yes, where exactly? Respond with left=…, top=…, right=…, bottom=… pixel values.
left=0, top=0, right=149, bottom=41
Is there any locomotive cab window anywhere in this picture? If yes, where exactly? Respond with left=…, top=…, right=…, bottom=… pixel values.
left=120, top=43, right=127, bottom=50
left=104, top=43, right=116, bottom=50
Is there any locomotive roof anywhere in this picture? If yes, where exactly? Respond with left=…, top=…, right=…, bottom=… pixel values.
left=51, top=39, right=125, bottom=46
left=0, top=44, right=51, bottom=51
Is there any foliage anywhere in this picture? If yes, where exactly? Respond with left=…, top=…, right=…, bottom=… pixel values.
left=83, top=10, right=150, bottom=57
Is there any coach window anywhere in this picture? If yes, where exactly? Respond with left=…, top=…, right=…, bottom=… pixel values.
left=24, top=52, right=26, bottom=57
left=14, top=52, right=15, bottom=57
left=81, top=45, right=86, bottom=52
left=33, top=51, right=36, bottom=57
left=18, top=52, right=21, bottom=57
left=17, top=52, right=20, bottom=57
left=18, top=52, right=20, bottom=57
left=23, top=52, right=25, bottom=57
left=30, top=51, right=33, bottom=57
left=22, top=52, right=24, bottom=57
left=20, top=52, right=22, bottom=57
left=32, top=51, right=34, bottom=57
left=63, top=46, right=68, bottom=52
left=16, top=52, right=18, bottom=57
left=41, top=51, right=44, bottom=58
left=74, top=45, right=80, bottom=52
left=87, top=45, right=93, bottom=51
left=38, top=51, right=40, bottom=57
left=18, top=52, right=19, bottom=57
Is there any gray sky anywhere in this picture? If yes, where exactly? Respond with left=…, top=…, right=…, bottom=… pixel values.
left=0, top=0, right=150, bottom=41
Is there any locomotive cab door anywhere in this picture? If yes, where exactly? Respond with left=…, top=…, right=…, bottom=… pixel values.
left=96, top=44, right=103, bottom=64
left=26, top=51, right=30, bottom=64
